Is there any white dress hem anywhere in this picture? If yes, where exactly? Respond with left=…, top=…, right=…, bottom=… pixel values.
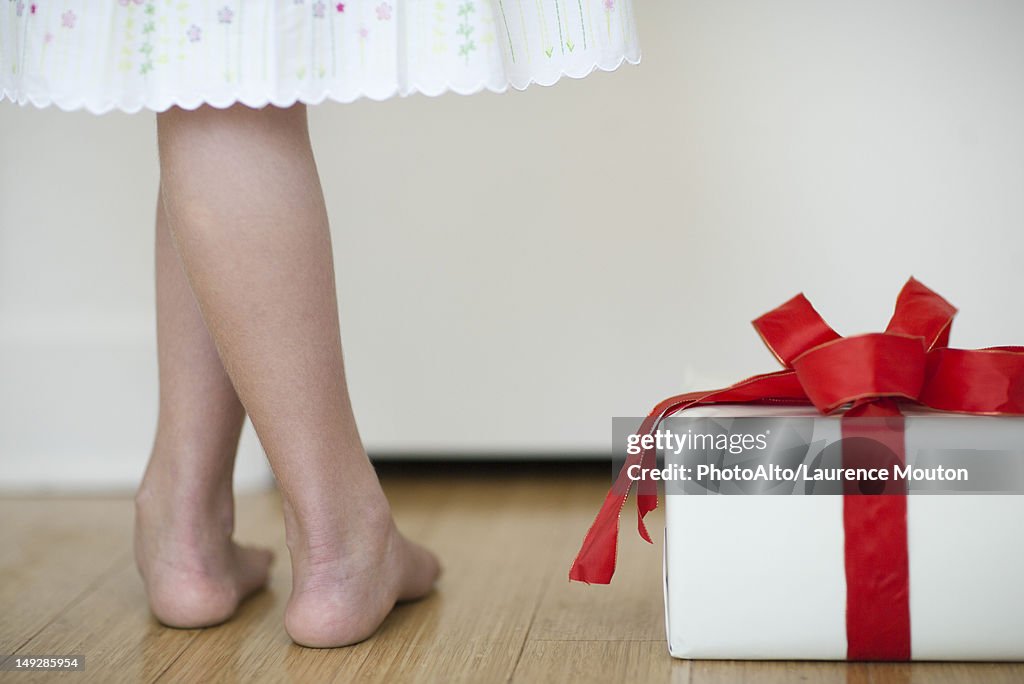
left=2, top=52, right=640, bottom=115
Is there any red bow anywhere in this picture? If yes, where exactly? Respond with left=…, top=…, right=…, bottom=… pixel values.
left=570, top=277, right=1024, bottom=586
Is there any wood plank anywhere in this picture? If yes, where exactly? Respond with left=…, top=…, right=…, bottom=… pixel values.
left=512, top=641, right=690, bottom=683
left=6, top=562, right=197, bottom=684
left=687, top=661, right=1024, bottom=684
left=345, top=473, right=576, bottom=683
left=6, top=493, right=286, bottom=684
left=865, top=662, right=1024, bottom=684
left=4, top=468, right=1024, bottom=682
left=529, top=471, right=666, bottom=642
left=0, top=498, right=134, bottom=654
left=690, top=660, right=867, bottom=684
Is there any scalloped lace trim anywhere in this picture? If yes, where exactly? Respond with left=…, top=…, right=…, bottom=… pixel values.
left=2, top=53, right=640, bottom=115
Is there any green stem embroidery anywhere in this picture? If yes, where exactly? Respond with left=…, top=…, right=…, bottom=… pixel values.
left=140, top=2, right=155, bottom=75
left=576, top=0, right=586, bottom=50
left=456, top=2, right=476, bottom=65
left=535, top=0, right=552, bottom=58
left=432, top=1, right=446, bottom=55
left=118, top=7, right=135, bottom=73
left=554, top=0, right=564, bottom=55
left=497, top=1, right=515, bottom=63
left=585, top=0, right=595, bottom=50
left=177, top=1, right=189, bottom=64
left=156, top=11, right=170, bottom=68
left=516, top=0, right=530, bottom=63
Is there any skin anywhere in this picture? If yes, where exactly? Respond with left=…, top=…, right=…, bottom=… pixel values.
left=134, top=103, right=440, bottom=647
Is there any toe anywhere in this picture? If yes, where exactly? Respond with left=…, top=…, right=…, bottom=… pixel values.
left=397, top=539, right=441, bottom=601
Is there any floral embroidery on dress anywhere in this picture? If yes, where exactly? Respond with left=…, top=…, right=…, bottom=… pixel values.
left=139, top=2, right=156, bottom=74
left=2, top=0, right=639, bottom=112
left=432, top=1, right=447, bottom=56
left=456, top=2, right=476, bottom=64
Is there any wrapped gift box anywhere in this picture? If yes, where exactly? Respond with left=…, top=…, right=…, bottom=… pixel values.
left=662, top=405, right=1024, bottom=660
left=570, top=278, right=1024, bottom=662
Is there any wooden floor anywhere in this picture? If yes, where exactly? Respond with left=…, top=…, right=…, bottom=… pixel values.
left=2, top=464, right=1022, bottom=683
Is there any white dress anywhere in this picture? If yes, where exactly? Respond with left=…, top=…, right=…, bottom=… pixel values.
left=0, top=0, right=640, bottom=113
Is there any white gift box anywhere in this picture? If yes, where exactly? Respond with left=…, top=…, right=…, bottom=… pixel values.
left=662, top=405, right=1024, bottom=661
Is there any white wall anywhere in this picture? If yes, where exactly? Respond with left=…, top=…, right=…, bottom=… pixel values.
left=3, top=1, right=1024, bottom=490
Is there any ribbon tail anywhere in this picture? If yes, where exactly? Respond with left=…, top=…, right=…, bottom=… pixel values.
left=568, top=393, right=701, bottom=584
left=565, top=446, right=661, bottom=583
left=569, top=372, right=811, bottom=584
left=636, top=446, right=658, bottom=544
left=568, top=464, right=635, bottom=584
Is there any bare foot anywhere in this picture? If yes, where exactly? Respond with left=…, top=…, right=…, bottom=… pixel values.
left=134, top=484, right=273, bottom=628
left=283, top=501, right=441, bottom=648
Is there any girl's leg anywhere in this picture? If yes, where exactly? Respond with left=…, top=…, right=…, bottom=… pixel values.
left=155, top=103, right=440, bottom=648
left=134, top=189, right=273, bottom=628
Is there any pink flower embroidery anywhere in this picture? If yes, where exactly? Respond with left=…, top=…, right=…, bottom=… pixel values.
left=603, top=0, right=614, bottom=10
left=217, top=6, right=233, bottom=23
left=43, top=31, right=53, bottom=44
left=15, top=2, right=24, bottom=17
left=375, top=2, right=392, bottom=20
left=29, top=3, right=36, bottom=14
left=187, top=24, right=202, bottom=42
left=313, top=1, right=325, bottom=18
left=358, top=26, right=369, bottom=39
left=336, top=2, right=345, bottom=12
left=61, top=10, right=76, bottom=28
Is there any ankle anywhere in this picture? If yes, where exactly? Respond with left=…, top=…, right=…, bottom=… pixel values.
left=283, top=492, right=394, bottom=566
left=135, top=466, right=235, bottom=539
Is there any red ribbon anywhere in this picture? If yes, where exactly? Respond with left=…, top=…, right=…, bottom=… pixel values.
left=569, top=278, right=1024, bottom=660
